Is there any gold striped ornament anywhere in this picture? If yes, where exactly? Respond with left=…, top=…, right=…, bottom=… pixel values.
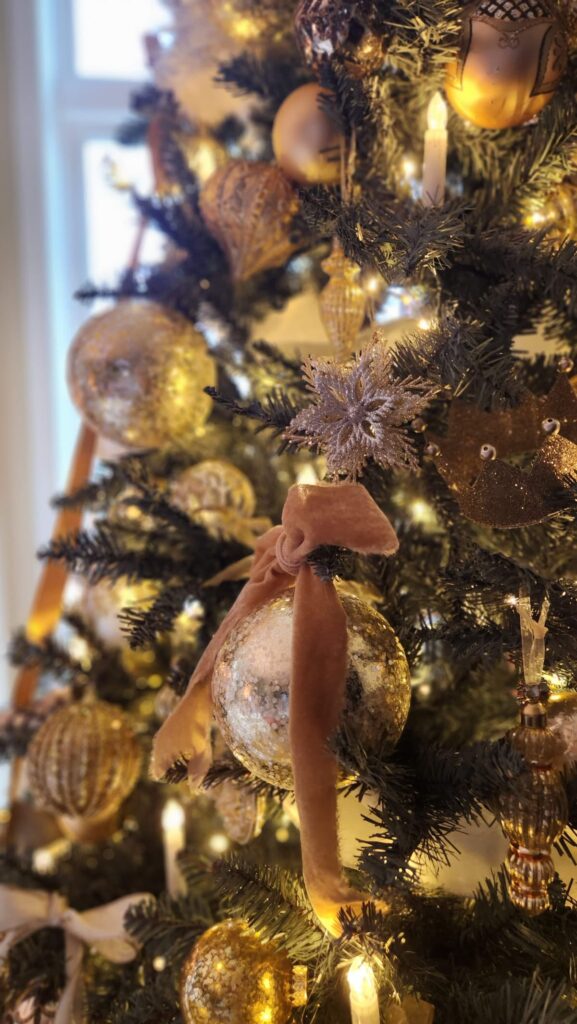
left=27, top=698, right=141, bottom=839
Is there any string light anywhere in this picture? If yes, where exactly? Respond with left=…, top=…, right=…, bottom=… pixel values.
left=208, top=832, right=230, bottom=854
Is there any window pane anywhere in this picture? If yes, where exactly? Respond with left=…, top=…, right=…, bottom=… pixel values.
left=83, top=140, right=165, bottom=282
left=73, top=0, right=167, bottom=79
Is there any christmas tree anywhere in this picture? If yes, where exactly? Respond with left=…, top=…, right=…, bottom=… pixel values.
left=5, top=0, right=577, bottom=1021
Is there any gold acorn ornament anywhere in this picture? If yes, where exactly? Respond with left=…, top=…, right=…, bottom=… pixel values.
left=319, top=238, right=366, bottom=361
left=272, top=83, right=343, bottom=186
left=445, top=0, right=567, bottom=130
left=67, top=301, right=216, bottom=448
left=199, top=161, right=300, bottom=282
left=27, top=698, right=141, bottom=840
left=211, top=588, right=411, bottom=788
left=180, top=919, right=306, bottom=1024
left=497, top=592, right=568, bottom=914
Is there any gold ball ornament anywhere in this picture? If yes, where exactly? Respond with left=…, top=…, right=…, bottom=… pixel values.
left=27, top=699, right=141, bottom=835
left=445, top=0, right=567, bottom=130
left=200, top=161, right=300, bottom=282
left=67, top=301, right=216, bottom=448
left=170, top=459, right=256, bottom=522
left=272, top=83, right=342, bottom=186
left=212, top=589, right=411, bottom=788
left=180, top=920, right=293, bottom=1024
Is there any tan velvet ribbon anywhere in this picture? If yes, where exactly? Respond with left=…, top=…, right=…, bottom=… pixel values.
left=152, top=482, right=399, bottom=934
left=0, top=885, right=151, bottom=1024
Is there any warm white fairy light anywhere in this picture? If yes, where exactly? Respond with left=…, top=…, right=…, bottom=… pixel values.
left=347, top=957, right=380, bottom=1024
left=208, top=832, right=230, bottom=855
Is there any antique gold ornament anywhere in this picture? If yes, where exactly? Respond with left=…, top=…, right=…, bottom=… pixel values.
left=27, top=699, right=141, bottom=836
left=170, top=459, right=271, bottom=546
left=318, top=238, right=366, bottom=360
left=67, top=301, right=215, bottom=448
left=200, top=160, right=300, bottom=281
left=180, top=919, right=300, bottom=1024
left=445, top=0, right=566, bottom=130
left=211, top=588, right=411, bottom=788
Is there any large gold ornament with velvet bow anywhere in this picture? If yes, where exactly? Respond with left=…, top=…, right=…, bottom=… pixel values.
left=152, top=483, right=401, bottom=935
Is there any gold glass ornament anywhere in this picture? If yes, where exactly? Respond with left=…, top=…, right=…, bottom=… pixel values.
left=211, top=778, right=266, bottom=845
left=67, top=301, right=216, bottom=448
left=445, top=0, right=566, bottom=130
left=170, top=459, right=256, bottom=520
left=272, top=84, right=342, bottom=186
left=211, top=588, right=411, bottom=788
left=180, top=920, right=294, bottom=1024
left=27, top=699, right=141, bottom=833
left=498, top=702, right=567, bottom=914
left=200, top=161, right=300, bottom=282
left=319, top=238, right=366, bottom=360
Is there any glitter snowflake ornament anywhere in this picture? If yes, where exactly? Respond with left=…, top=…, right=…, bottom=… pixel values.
left=286, top=341, right=437, bottom=480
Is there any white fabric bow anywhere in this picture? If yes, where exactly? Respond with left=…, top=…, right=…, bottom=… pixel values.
left=0, top=885, right=153, bottom=1024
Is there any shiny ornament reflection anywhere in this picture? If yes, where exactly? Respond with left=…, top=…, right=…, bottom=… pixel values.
left=68, top=301, right=215, bottom=448
left=212, top=589, right=411, bottom=788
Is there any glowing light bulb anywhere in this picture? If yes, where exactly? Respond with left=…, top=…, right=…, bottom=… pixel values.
left=347, top=957, right=380, bottom=1024
left=427, top=91, right=448, bottom=131
left=208, top=832, right=230, bottom=854
left=401, top=156, right=417, bottom=179
left=162, top=799, right=186, bottom=898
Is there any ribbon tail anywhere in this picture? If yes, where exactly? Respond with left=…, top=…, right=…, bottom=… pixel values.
left=290, top=566, right=386, bottom=935
left=152, top=677, right=213, bottom=785
left=55, top=935, right=84, bottom=1024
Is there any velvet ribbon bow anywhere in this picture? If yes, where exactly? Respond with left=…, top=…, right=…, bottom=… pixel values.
left=152, top=482, right=399, bottom=934
left=0, top=885, right=152, bottom=1024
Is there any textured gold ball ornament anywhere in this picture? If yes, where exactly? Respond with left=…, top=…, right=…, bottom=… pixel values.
left=212, top=589, right=411, bottom=788
left=200, top=161, right=300, bottom=282
left=319, top=238, right=366, bottom=361
left=272, top=84, right=342, bottom=186
left=170, top=459, right=256, bottom=521
left=180, top=919, right=294, bottom=1024
left=67, top=301, right=216, bottom=448
left=445, top=0, right=567, bottom=130
left=27, top=700, right=141, bottom=835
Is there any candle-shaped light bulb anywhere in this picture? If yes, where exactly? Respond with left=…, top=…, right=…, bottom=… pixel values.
left=347, top=957, right=380, bottom=1024
left=162, top=798, right=186, bottom=898
left=427, top=91, right=448, bottom=131
left=422, top=91, right=448, bottom=207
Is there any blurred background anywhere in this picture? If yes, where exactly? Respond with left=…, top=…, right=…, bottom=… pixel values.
left=0, top=1, right=183, bottom=700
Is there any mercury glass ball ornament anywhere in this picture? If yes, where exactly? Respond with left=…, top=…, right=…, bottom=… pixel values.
left=27, top=699, right=141, bottom=831
left=272, top=84, right=342, bottom=186
left=170, top=459, right=256, bottom=521
left=212, top=589, right=411, bottom=788
left=67, top=301, right=216, bottom=448
left=180, top=920, right=293, bottom=1024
